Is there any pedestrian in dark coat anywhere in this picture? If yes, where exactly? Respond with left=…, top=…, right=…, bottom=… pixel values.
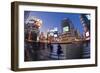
left=57, top=44, right=63, bottom=60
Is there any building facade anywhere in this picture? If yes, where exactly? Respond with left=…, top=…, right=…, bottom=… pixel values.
left=80, top=14, right=90, bottom=58
left=60, top=18, right=81, bottom=43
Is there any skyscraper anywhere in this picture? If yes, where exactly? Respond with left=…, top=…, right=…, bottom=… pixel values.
left=80, top=14, right=90, bottom=31
left=60, top=18, right=81, bottom=42
left=80, top=14, right=90, bottom=58
left=61, top=18, right=74, bottom=33
left=24, top=11, right=30, bottom=23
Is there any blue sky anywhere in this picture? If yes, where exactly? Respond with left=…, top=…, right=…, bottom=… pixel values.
left=25, top=11, right=85, bottom=35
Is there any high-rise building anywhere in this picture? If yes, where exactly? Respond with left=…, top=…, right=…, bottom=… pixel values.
left=24, top=11, right=30, bottom=23
left=61, top=18, right=74, bottom=33
left=80, top=14, right=90, bottom=30
left=60, top=18, right=81, bottom=43
left=80, top=14, right=90, bottom=58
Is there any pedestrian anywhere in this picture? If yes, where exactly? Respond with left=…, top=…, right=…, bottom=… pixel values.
left=57, top=44, right=63, bottom=60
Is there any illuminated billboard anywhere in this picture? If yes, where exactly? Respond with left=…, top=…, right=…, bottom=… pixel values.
left=63, top=26, right=69, bottom=32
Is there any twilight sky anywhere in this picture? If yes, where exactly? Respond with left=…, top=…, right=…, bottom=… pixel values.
left=24, top=11, right=88, bottom=36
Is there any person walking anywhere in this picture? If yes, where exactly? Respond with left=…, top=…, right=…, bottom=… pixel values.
left=57, top=44, right=63, bottom=60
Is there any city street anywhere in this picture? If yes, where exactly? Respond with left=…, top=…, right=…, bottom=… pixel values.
left=25, top=43, right=65, bottom=61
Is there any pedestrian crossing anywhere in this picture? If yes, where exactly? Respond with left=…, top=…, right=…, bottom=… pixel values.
left=50, top=53, right=65, bottom=60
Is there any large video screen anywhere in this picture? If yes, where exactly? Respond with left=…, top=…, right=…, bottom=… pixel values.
left=63, top=26, right=69, bottom=32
